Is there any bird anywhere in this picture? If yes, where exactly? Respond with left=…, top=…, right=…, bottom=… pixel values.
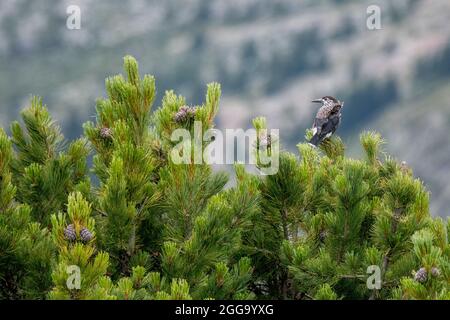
left=308, top=96, right=343, bottom=147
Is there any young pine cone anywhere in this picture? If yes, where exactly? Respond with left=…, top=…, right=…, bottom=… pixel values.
left=174, top=106, right=188, bottom=123
left=414, top=267, right=428, bottom=283
left=64, top=224, right=77, bottom=242
left=100, top=127, right=113, bottom=139
left=186, top=106, right=197, bottom=118
left=431, top=267, right=441, bottom=277
left=174, top=106, right=196, bottom=123
left=80, top=227, right=93, bottom=243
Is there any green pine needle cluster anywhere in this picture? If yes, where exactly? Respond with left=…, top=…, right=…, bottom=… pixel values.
left=0, top=56, right=449, bottom=300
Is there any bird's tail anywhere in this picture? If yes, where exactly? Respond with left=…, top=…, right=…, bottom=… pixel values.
left=309, top=133, right=321, bottom=147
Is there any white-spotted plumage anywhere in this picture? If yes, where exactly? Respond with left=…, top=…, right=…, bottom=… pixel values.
left=309, top=96, right=343, bottom=146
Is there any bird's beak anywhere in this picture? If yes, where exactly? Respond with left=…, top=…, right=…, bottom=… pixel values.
left=311, top=98, right=322, bottom=103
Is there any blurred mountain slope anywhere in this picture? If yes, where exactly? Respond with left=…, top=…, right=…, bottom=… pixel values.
left=0, top=0, right=450, bottom=215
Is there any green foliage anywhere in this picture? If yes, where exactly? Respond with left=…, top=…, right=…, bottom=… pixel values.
left=0, top=56, right=448, bottom=300
left=48, top=192, right=111, bottom=300
left=0, top=128, right=54, bottom=299
left=315, top=284, right=338, bottom=300
left=273, top=132, right=444, bottom=300
left=393, top=223, right=450, bottom=299
left=10, top=97, right=89, bottom=225
left=84, top=56, right=158, bottom=277
left=360, top=131, right=384, bottom=165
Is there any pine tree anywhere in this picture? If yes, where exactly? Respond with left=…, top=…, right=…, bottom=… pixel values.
left=82, top=56, right=254, bottom=299
left=84, top=56, right=158, bottom=277
left=0, top=128, right=54, bottom=299
left=392, top=219, right=450, bottom=299
left=48, top=192, right=113, bottom=299
left=0, top=55, right=449, bottom=300
left=147, top=81, right=254, bottom=299
left=10, top=97, right=90, bottom=226
left=257, top=131, right=440, bottom=299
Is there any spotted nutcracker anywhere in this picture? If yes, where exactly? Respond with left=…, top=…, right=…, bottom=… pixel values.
left=309, top=96, right=344, bottom=147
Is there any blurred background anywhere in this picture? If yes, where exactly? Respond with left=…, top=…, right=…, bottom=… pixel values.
left=0, top=0, right=449, bottom=216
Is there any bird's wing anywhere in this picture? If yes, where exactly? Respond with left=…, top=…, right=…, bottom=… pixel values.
left=330, top=104, right=342, bottom=115
left=313, top=117, right=327, bottom=131
left=319, top=114, right=341, bottom=137
left=313, top=113, right=341, bottom=136
left=313, top=118, right=329, bottom=137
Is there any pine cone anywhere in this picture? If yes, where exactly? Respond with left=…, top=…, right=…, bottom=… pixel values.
left=100, top=127, right=112, bottom=139
left=64, top=224, right=77, bottom=242
left=174, top=106, right=188, bottom=123
left=80, top=227, right=93, bottom=243
left=414, top=267, right=428, bottom=283
left=186, top=106, right=197, bottom=118
left=174, top=106, right=196, bottom=123
left=431, top=267, right=441, bottom=277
